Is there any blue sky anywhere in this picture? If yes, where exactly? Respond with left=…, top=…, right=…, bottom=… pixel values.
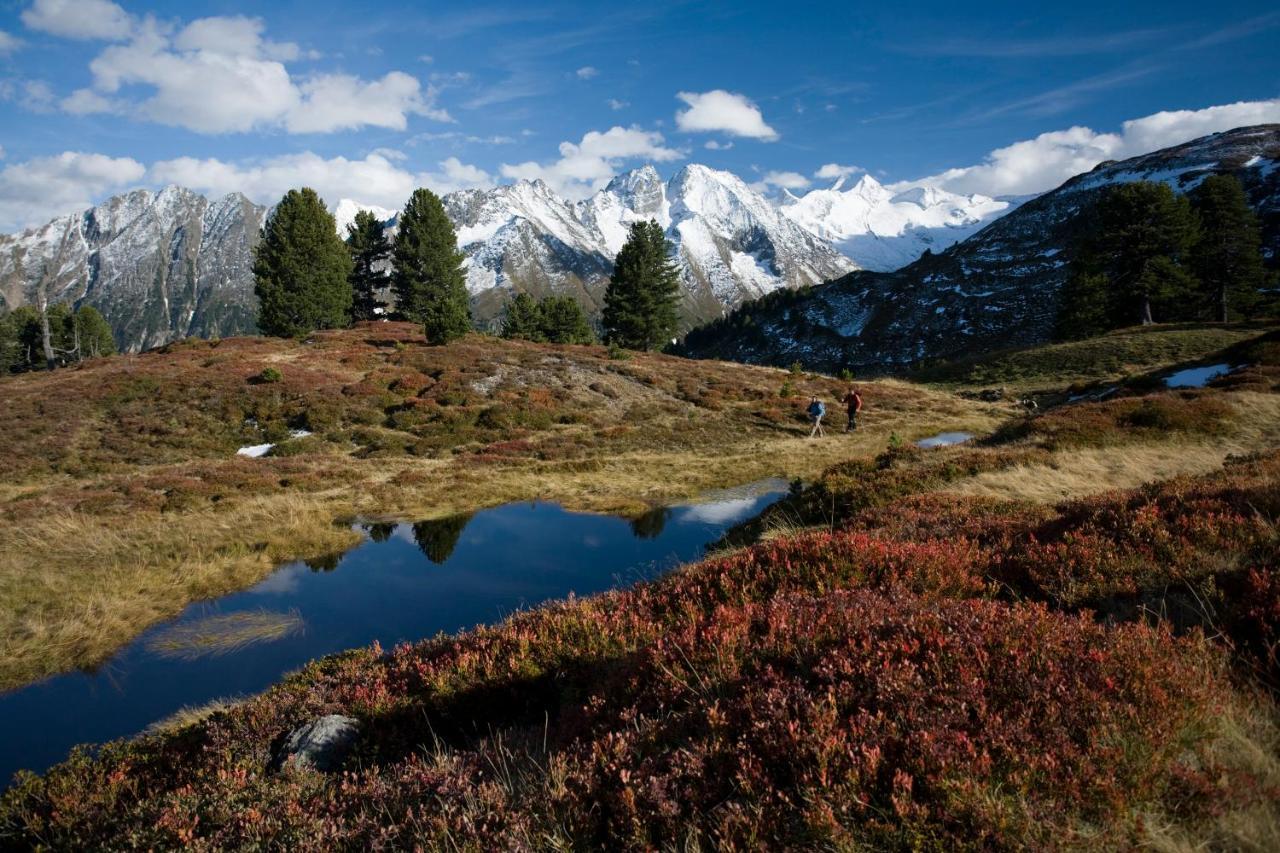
left=0, top=0, right=1277, bottom=229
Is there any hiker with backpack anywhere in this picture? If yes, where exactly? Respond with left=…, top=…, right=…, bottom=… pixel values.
left=842, top=385, right=863, bottom=432
left=807, top=395, right=826, bottom=438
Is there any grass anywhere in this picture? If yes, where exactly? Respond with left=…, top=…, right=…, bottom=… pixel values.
left=3, top=443, right=1278, bottom=848
left=908, top=321, right=1279, bottom=392
left=145, top=610, right=305, bottom=661
left=0, top=325, right=1007, bottom=689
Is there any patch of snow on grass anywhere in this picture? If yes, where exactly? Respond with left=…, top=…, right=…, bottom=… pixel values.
left=236, top=430, right=312, bottom=458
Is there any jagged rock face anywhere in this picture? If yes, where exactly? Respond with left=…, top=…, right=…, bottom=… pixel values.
left=446, top=164, right=856, bottom=330
left=0, top=187, right=265, bottom=352
left=680, top=125, right=1280, bottom=373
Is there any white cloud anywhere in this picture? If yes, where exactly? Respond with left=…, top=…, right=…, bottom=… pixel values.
left=913, top=98, right=1280, bottom=197
left=47, top=12, right=447, bottom=134
left=814, top=163, right=863, bottom=181
left=675, top=90, right=778, bottom=141
left=575, top=66, right=598, bottom=80
left=500, top=125, right=682, bottom=199
left=146, top=151, right=492, bottom=212
left=21, top=0, right=133, bottom=41
left=15, top=79, right=56, bottom=112
left=607, top=98, right=628, bottom=110
left=0, top=151, right=144, bottom=230
left=287, top=72, right=450, bottom=133
left=756, top=170, right=811, bottom=190
left=0, top=30, right=23, bottom=54
left=704, top=140, right=733, bottom=150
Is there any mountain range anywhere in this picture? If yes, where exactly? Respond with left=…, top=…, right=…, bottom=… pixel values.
left=0, top=162, right=1011, bottom=352
left=680, top=124, right=1280, bottom=372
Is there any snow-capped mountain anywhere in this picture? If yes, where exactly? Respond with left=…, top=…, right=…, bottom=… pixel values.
left=680, top=125, right=1280, bottom=372
left=0, top=186, right=265, bottom=352
left=779, top=175, right=1014, bottom=272
left=331, top=198, right=396, bottom=236
left=444, top=164, right=856, bottom=325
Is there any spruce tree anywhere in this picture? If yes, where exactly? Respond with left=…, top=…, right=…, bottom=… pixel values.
left=1094, top=182, right=1199, bottom=325
left=1189, top=174, right=1266, bottom=322
left=392, top=188, right=471, bottom=344
left=346, top=209, right=392, bottom=322
left=71, top=305, right=115, bottom=359
left=1055, top=262, right=1111, bottom=341
left=501, top=293, right=544, bottom=341
left=538, top=296, right=595, bottom=344
left=602, top=220, right=681, bottom=350
left=253, top=188, right=353, bottom=337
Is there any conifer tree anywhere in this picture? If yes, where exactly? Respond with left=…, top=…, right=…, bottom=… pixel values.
left=500, top=293, right=544, bottom=342
left=346, top=209, right=391, bottom=322
left=1093, top=182, right=1199, bottom=325
left=602, top=220, right=681, bottom=350
left=538, top=295, right=595, bottom=344
left=71, top=305, right=115, bottom=359
left=253, top=188, right=353, bottom=337
left=1055, top=263, right=1111, bottom=341
left=392, top=188, right=471, bottom=344
left=1189, top=174, right=1266, bottom=322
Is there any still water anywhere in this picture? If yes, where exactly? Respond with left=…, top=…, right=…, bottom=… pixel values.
left=0, top=482, right=785, bottom=787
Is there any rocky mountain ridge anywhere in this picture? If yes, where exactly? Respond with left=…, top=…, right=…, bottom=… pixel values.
left=678, top=125, right=1280, bottom=372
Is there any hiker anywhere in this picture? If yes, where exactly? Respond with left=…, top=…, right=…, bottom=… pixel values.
left=807, top=395, right=826, bottom=438
left=842, top=385, right=863, bottom=432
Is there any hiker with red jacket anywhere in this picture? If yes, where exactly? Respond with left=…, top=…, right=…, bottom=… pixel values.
left=842, top=385, right=863, bottom=432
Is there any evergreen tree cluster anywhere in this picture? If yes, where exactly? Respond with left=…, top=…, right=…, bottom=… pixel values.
left=0, top=302, right=115, bottom=373
left=1056, top=176, right=1271, bottom=340
left=254, top=186, right=472, bottom=345
left=602, top=220, right=682, bottom=351
left=500, top=293, right=595, bottom=344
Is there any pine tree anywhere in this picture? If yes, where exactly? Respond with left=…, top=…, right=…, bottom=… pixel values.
left=538, top=295, right=595, bottom=344
left=602, top=220, right=681, bottom=350
left=1094, top=182, right=1199, bottom=325
left=71, top=305, right=115, bottom=359
left=1055, top=260, right=1111, bottom=341
left=253, top=188, right=353, bottom=337
left=346, top=209, right=391, bottom=322
left=500, top=293, right=544, bottom=342
left=392, top=188, right=471, bottom=344
left=1189, top=174, right=1266, bottom=322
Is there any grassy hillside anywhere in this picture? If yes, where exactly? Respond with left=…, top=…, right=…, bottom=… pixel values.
left=4, top=356, right=1279, bottom=848
left=0, top=323, right=1006, bottom=689
left=907, top=321, right=1279, bottom=392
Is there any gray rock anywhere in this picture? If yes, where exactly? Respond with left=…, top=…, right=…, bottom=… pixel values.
left=274, top=714, right=360, bottom=773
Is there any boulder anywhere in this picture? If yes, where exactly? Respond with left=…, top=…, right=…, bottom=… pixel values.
left=273, top=714, right=360, bottom=773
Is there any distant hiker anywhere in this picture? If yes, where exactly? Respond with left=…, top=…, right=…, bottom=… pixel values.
left=807, top=395, right=826, bottom=438
left=842, top=385, right=863, bottom=432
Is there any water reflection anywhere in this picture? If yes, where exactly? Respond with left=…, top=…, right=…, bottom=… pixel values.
left=0, top=483, right=786, bottom=787
left=411, top=514, right=474, bottom=564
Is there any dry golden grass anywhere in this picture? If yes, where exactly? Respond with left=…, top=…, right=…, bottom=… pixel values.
left=145, top=609, right=304, bottom=661
left=1140, top=697, right=1280, bottom=853
left=941, top=392, right=1280, bottom=504
left=0, top=349, right=1005, bottom=690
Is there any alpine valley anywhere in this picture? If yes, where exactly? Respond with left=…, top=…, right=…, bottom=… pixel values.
left=0, top=162, right=1008, bottom=353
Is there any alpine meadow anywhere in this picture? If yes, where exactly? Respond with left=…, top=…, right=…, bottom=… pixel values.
left=1, top=0, right=1279, bottom=849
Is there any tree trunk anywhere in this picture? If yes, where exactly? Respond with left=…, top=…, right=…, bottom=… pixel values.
left=1218, top=284, right=1228, bottom=324
left=38, top=297, right=56, bottom=370
left=1140, top=295, right=1154, bottom=326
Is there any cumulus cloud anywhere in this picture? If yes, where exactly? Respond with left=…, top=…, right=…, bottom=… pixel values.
left=704, top=140, right=733, bottom=150
left=500, top=126, right=682, bottom=199
left=0, top=151, right=144, bottom=230
left=607, top=98, right=629, bottom=110
left=814, top=163, right=864, bottom=182
left=21, top=0, right=133, bottom=41
left=675, top=90, right=778, bottom=141
left=755, top=170, right=811, bottom=191
left=144, top=151, right=492, bottom=213
left=575, top=66, right=598, bottom=79
left=42, top=11, right=446, bottom=134
left=913, top=98, right=1280, bottom=197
